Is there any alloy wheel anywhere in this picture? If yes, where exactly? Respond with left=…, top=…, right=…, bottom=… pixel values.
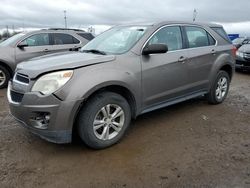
left=93, top=104, right=125, bottom=141
left=215, top=77, right=228, bottom=100
left=0, top=69, right=6, bottom=87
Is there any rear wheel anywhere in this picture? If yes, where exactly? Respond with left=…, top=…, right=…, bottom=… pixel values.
left=207, top=70, right=230, bottom=104
left=0, top=65, right=10, bottom=89
left=77, top=92, right=131, bottom=149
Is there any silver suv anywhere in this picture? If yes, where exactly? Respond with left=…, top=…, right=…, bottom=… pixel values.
left=8, top=21, right=235, bottom=149
left=0, top=28, right=94, bottom=88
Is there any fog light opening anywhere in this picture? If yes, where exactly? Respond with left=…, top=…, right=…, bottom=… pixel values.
left=30, top=112, right=50, bottom=130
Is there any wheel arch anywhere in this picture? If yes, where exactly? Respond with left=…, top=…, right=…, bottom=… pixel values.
left=0, top=60, right=14, bottom=77
left=208, top=52, right=234, bottom=89
left=81, top=83, right=138, bottom=119
left=208, top=62, right=234, bottom=91
left=219, top=64, right=233, bottom=81
left=71, top=83, right=138, bottom=142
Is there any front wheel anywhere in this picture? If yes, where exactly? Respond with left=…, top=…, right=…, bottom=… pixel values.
left=77, top=92, right=131, bottom=149
left=0, top=65, right=10, bottom=89
left=207, top=70, right=230, bottom=104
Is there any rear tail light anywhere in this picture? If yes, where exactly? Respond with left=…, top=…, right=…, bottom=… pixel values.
left=232, top=46, right=237, bottom=58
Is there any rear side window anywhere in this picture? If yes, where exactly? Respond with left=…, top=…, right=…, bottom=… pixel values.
left=77, top=33, right=94, bottom=41
left=211, top=27, right=231, bottom=43
left=185, top=26, right=215, bottom=48
left=53, top=33, right=80, bottom=45
left=148, top=26, right=183, bottom=51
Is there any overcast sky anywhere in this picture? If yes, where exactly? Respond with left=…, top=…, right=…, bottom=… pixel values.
left=0, top=0, right=250, bottom=35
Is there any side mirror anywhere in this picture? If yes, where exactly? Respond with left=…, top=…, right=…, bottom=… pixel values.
left=142, top=44, right=168, bottom=55
left=17, top=41, right=28, bottom=49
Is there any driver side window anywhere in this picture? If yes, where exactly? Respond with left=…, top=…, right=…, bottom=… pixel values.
left=22, top=33, right=49, bottom=47
left=148, top=26, right=183, bottom=51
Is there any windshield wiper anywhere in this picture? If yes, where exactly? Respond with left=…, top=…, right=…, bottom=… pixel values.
left=81, top=49, right=106, bottom=55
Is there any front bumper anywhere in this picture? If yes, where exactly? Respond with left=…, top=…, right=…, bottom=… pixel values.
left=236, top=55, right=250, bottom=70
left=7, top=82, right=82, bottom=144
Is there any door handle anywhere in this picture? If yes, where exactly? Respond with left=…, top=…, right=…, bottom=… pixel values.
left=178, top=56, right=187, bottom=63
left=211, top=49, right=217, bottom=55
left=44, top=49, right=50, bottom=52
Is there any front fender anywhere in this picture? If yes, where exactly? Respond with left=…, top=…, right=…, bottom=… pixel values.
left=0, top=47, right=16, bottom=72
left=0, top=59, right=15, bottom=74
left=54, top=64, right=142, bottom=112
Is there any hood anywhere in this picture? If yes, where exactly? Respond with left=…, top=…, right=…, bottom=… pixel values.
left=16, top=51, right=116, bottom=78
left=238, top=44, right=250, bottom=53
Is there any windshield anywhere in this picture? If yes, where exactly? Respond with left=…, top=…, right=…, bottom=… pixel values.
left=81, top=26, right=148, bottom=55
left=0, top=33, right=25, bottom=47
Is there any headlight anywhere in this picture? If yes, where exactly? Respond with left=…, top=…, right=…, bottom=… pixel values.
left=32, top=70, right=73, bottom=95
left=236, top=51, right=243, bottom=57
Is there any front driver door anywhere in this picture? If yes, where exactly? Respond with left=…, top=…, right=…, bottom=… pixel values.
left=141, top=26, right=189, bottom=109
left=15, top=33, right=51, bottom=63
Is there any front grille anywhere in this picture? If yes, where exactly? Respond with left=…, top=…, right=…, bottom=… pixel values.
left=15, top=73, right=30, bottom=84
left=10, top=90, right=24, bottom=103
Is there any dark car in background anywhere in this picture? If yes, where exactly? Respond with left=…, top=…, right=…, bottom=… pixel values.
left=236, top=41, right=250, bottom=71
left=232, top=37, right=250, bottom=49
left=0, top=28, right=94, bottom=88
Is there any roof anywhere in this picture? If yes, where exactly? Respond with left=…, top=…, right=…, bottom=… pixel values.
left=47, top=28, right=86, bottom=32
left=153, top=21, right=222, bottom=27
left=117, top=21, right=223, bottom=28
left=20, top=28, right=93, bottom=35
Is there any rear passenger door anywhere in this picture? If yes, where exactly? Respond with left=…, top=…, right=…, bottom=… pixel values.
left=50, top=33, right=81, bottom=53
left=183, top=26, right=217, bottom=92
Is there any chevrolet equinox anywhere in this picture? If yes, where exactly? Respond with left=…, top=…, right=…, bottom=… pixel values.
left=8, top=21, right=235, bottom=149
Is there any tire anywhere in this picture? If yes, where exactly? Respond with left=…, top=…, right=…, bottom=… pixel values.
left=0, top=65, right=10, bottom=89
left=77, top=92, right=131, bottom=149
left=207, top=70, right=230, bottom=104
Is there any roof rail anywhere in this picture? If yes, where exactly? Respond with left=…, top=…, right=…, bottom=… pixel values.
left=47, top=28, right=86, bottom=32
